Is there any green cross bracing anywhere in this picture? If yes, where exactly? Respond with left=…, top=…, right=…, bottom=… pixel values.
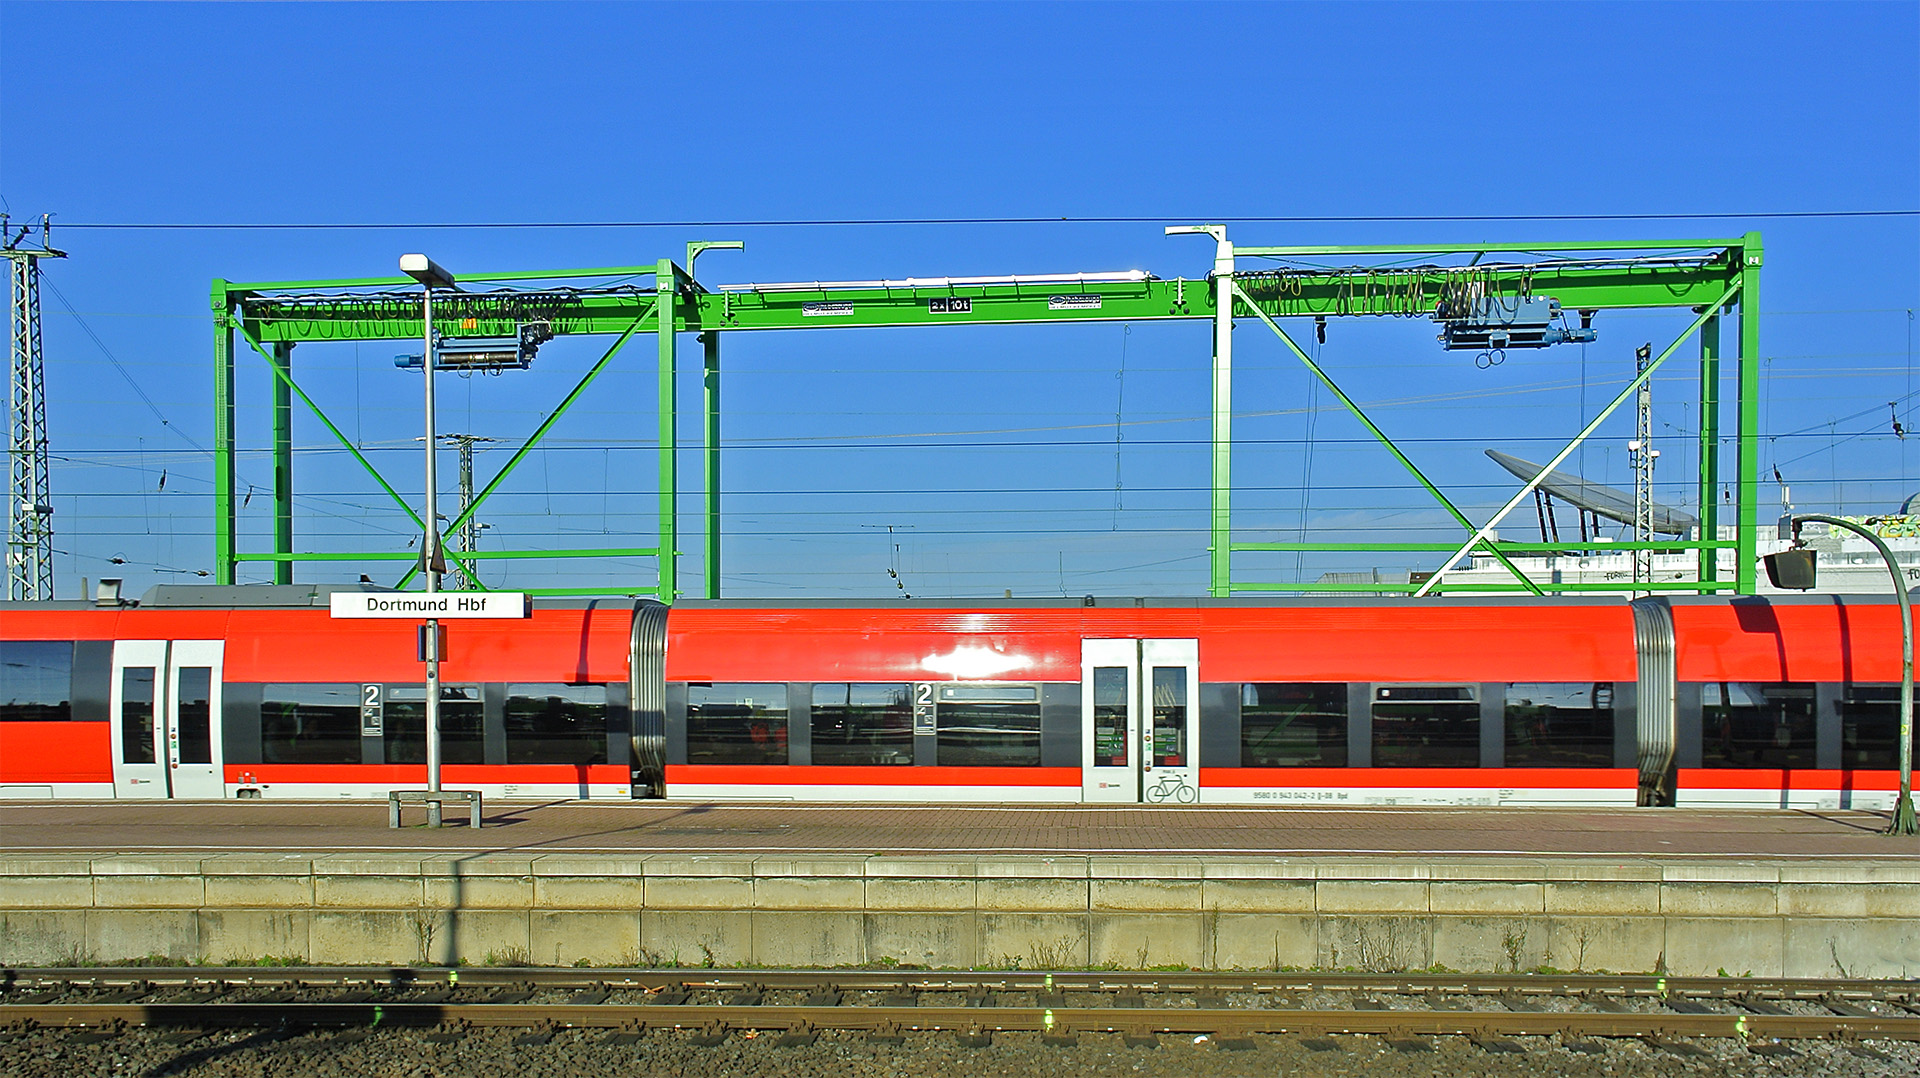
left=209, top=230, right=1761, bottom=599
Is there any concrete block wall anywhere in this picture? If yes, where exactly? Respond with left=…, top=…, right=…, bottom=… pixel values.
left=1, top=853, right=1915, bottom=976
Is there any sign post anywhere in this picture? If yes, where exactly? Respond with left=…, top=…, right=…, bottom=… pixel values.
left=331, top=589, right=528, bottom=826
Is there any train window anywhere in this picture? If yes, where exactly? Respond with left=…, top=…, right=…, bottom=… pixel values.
left=177, top=668, right=213, bottom=765
left=811, top=683, right=912, bottom=766
left=935, top=683, right=1041, bottom=767
left=1240, top=683, right=1348, bottom=767
left=1151, top=666, right=1188, bottom=768
left=382, top=686, right=485, bottom=765
left=687, top=683, right=788, bottom=765
left=260, top=684, right=362, bottom=764
left=1503, top=683, right=1614, bottom=767
left=1371, top=684, right=1479, bottom=768
left=506, top=684, right=609, bottom=765
left=0, top=640, right=73, bottom=721
left=120, top=667, right=157, bottom=764
left=1840, top=684, right=1899, bottom=769
left=1699, top=682, right=1817, bottom=769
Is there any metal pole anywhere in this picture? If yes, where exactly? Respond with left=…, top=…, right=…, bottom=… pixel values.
left=1789, top=514, right=1914, bottom=835
left=422, top=283, right=441, bottom=799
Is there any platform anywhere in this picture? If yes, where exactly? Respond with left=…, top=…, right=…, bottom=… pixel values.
left=4, top=800, right=1918, bottom=858
left=2, top=803, right=1917, bottom=978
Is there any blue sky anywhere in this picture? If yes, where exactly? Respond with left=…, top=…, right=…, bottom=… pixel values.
left=2, top=1, right=1916, bottom=598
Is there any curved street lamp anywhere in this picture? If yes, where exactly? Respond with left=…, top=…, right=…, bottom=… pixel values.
left=1768, top=514, right=1915, bottom=835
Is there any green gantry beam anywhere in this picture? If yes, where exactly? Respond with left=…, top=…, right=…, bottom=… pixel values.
left=211, top=234, right=1759, bottom=598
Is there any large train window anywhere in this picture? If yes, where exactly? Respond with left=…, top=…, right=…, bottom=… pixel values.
left=1241, top=683, right=1347, bottom=767
left=1840, top=684, right=1899, bottom=769
left=936, top=684, right=1041, bottom=767
left=1503, top=683, right=1614, bottom=767
left=260, top=684, right=362, bottom=764
left=687, top=683, right=788, bottom=765
left=811, top=683, right=912, bottom=766
left=0, top=640, right=73, bottom=721
left=506, top=684, right=609, bottom=765
left=1699, top=682, right=1816, bottom=769
left=383, top=685, right=485, bottom=765
left=1372, top=685, right=1478, bottom=768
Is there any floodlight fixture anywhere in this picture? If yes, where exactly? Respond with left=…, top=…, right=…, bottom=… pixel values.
left=400, top=253, right=456, bottom=290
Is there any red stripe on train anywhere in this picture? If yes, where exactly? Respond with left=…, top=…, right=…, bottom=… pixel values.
left=1200, top=767, right=1639, bottom=788
left=1676, top=768, right=1903, bottom=792
left=665, top=764, right=1081, bottom=787
left=0, top=722, right=112, bottom=782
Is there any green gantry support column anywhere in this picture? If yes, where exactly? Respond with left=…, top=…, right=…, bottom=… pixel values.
left=271, top=342, right=294, bottom=584
left=657, top=260, right=678, bottom=603
left=1736, top=233, right=1764, bottom=593
left=211, top=282, right=237, bottom=585
left=702, top=331, right=721, bottom=600
left=1698, top=314, right=1720, bottom=584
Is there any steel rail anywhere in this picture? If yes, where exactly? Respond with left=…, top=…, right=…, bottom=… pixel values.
left=4, top=968, right=1916, bottom=1001
left=2, top=1002, right=1917, bottom=1043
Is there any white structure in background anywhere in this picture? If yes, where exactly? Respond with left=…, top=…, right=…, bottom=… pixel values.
left=1316, top=449, right=1919, bottom=596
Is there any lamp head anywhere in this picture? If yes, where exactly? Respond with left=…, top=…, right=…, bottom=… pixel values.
left=400, top=254, right=456, bottom=290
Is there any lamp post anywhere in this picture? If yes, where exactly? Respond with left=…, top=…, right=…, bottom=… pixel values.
left=400, top=254, right=455, bottom=806
left=1773, top=514, right=1915, bottom=835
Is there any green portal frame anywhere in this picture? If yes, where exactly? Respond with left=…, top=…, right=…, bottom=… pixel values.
left=210, top=230, right=1761, bottom=600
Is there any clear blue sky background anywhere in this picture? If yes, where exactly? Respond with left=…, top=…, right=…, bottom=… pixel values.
left=2, top=1, right=1916, bottom=598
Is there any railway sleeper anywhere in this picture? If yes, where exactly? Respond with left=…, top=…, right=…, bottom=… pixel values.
left=774, top=1020, right=818, bottom=1048
left=956, top=1025, right=992, bottom=1048
left=1643, top=1035, right=1714, bottom=1057
left=688, top=1020, right=730, bottom=1047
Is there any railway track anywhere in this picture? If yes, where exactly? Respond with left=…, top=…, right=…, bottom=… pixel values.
left=4, top=967, right=1918, bottom=1051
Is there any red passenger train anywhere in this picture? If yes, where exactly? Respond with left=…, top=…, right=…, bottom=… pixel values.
left=0, top=585, right=1907, bottom=810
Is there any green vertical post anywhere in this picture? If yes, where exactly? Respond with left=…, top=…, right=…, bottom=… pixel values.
left=211, top=282, right=237, bottom=585
left=656, top=260, right=678, bottom=603
left=1697, top=314, right=1720, bottom=583
left=1735, top=233, right=1763, bottom=594
left=271, top=341, right=294, bottom=584
left=702, top=330, right=721, bottom=599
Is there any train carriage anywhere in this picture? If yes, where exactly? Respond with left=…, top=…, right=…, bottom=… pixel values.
left=0, top=585, right=1908, bottom=809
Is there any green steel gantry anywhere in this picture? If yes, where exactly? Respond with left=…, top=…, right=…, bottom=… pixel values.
left=209, top=230, right=1762, bottom=600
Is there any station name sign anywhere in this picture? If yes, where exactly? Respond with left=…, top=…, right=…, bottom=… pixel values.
left=329, top=592, right=530, bottom=619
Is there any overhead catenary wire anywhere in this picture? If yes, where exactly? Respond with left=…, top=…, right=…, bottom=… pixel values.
left=43, top=209, right=1920, bottom=229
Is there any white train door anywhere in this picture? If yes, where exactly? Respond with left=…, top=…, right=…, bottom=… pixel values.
left=109, top=640, right=225, bottom=799
left=1081, top=639, right=1200, bottom=804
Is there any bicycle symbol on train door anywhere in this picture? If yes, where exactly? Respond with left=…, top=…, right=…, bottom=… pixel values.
left=1144, top=773, right=1196, bottom=804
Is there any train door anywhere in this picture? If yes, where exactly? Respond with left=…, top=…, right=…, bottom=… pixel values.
left=1081, top=639, right=1200, bottom=803
left=109, top=641, right=225, bottom=799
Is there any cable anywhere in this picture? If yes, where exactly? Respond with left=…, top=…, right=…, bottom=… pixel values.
left=47, top=209, right=1920, bottom=229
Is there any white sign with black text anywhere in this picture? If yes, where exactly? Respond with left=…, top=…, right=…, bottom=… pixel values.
left=329, top=592, right=530, bottom=619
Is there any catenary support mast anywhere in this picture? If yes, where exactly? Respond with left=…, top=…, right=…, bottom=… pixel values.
left=5, top=215, right=63, bottom=601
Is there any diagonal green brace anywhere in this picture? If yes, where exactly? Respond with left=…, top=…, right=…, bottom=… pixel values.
left=394, top=303, right=657, bottom=589
left=236, top=325, right=486, bottom=590
left=1230, top=280, right=1545, bottom=595
left=1413, top=278, right=1744, bottom=597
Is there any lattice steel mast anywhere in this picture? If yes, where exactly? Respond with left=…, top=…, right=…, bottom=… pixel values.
left=1630, top=343, right=1657, bottom=592
left=439, top=433, right=498, bottom=589
left=5, top=214, right=64, bottom=601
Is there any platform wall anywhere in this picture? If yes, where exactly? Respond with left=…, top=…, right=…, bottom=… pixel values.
left=1, top=854, right=1915, bottom=978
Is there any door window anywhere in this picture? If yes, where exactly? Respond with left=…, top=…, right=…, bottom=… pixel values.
left=177, top=667, right=213, bottom=764
left=1150, top=666, right=1187, bottom=767
left=120, top=667, right=157, bottom=764
left=1092, top=667, right=1129, bottom=766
